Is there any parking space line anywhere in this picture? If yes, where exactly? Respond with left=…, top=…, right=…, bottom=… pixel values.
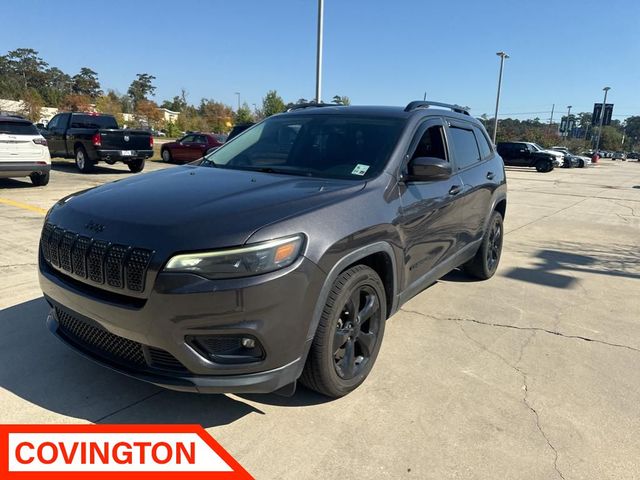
left=0, top=198, right=47, bottom=215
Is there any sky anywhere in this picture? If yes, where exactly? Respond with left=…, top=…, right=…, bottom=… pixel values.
left=2, top=0, right=639, bottom=120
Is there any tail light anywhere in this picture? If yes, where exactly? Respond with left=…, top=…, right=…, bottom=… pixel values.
left=33, top=138, right=47, bottom=146
left=92, top=133, right=101, bottom=147
left=150, top=136, right=154, bottom=148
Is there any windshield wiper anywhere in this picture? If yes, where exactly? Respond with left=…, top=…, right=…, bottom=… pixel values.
left=245, top=166, right=314, bottom=177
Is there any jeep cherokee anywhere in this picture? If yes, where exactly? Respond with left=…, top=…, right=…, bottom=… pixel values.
left=38, top=101, right=507, bottom=398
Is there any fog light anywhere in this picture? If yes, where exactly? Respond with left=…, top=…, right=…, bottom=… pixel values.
left=241, top=337, right=256, bottom=349
left=186, top=334, right=265, bottom=364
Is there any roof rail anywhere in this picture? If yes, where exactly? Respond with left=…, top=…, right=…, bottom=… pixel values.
left=287, top=102, right=343, bottom=112
left=404, top=101, right=470, bottom=115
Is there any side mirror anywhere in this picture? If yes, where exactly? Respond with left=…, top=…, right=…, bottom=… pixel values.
left=406, top=157, right=451, bottom=181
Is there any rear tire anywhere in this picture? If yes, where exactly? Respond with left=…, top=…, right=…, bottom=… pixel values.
left=464, top=210, right=504, bottom=280
left=535, top=159, right=553, bottom=173
left=75, top=146, right=93, bottom=173
left=300, top=265, right=387, bottom=398
left=578, top=159, right=585, bottom=168
left=30, top=172, right=49, bottom=186
left=127, top=158, right=145, bottom=173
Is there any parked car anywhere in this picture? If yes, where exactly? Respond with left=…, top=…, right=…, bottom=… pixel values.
left=160, top=133, right=224, bottom=163
left=496, top=141, right=558, bottom=172
left=550, top=146, right=591, bottom=168
left=43, top=112, right=153, bottom=173
left=38, top=100, right=507, bottom=398
left=0, top=115, right=51, bottom=186
left=627, top=152, right=639, bottom=160
left=226, top=123, right=255, bottom=142
left=612, top=151, right=627, bottom=161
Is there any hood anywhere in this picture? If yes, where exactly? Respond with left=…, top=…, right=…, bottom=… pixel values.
left=542, top=149, right=564, bottom=158
left=47, top=165, right=365, bottom=252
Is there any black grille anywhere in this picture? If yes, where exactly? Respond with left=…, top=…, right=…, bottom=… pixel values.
left=56, top=307, right=146, bottom=366
left=40, top=223, right=153, bottom=294
left=55, top=308, right=187, bottom=373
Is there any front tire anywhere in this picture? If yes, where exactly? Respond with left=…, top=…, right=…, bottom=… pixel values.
left=127, top=158, right=145, bottom=173
left=578, top=159, right=585, bottom=168
left=300, top=265, right=387, bottom=398
left=75, top=146, right=93, bottom=173
left=464, top=210, right=504, bottom=280
left=30, top=172, right=50, bottom=186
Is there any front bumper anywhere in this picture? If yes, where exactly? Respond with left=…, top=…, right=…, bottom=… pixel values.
left=96, top=149, right=153, bottom=162
left=39, top=255, right=326, bottom=394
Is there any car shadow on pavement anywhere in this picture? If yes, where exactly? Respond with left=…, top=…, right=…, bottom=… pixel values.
left=502, top=242, right=640, bottom=288
left=51, top=162, right=131, bottom=175
left=0, top=178, right=36, bottom=189
left=0, top=297, right=329, bottom=427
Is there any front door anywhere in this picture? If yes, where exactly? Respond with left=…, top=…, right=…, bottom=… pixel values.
left=397, top=118, right=465, bottom=288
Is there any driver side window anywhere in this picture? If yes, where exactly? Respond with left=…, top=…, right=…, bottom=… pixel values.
left=411, top=124, right=448, bottom=162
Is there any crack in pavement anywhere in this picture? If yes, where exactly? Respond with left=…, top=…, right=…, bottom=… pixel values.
left=401, top=308, right=640, bottom=354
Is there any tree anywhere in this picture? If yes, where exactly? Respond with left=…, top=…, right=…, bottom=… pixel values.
left=95, top=90, right=124, bottom=124
left=128, top=73, right=156, bottom=105
left=161, top=89, right=188, bottom=112
left=598, top=125, right=624, bottom=150
left=261, top=90, right=286, bottom=117
left=199, top=99, right=233, bottom=132
left=59, top=93, right=92, bottom=112
left=234, top=102, right=254, bottom=124
left=332, top=95, right=351, bottom=105
left=624, top=116, right=640, bottom=150
left=72, top=67, right=102, bottom=98
left=134, top=99, right=163, bottom=129
left=20, top=88, right=44, bottom=122
left=42, top=67, right=72, bottom=106
left=5, top=48, right=48, bottom=90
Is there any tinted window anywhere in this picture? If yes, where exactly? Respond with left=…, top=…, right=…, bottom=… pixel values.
left=202, top=114, right=405, bottom=180
left=474, top=127, right=492, bottom=159
left=181, top=135, right=196, bottom=143
left=0, top=120, right=38, bottom=135
left=411, top=125, right=447, bottom=161
left=194, top=135, right=207, bottom=144
left=449, top=127, right=480, bottom=169
left=47, top=115, right=59, bottom=130
left=70, top=114, right=118, bottom=129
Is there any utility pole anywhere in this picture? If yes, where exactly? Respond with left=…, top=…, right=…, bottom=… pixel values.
left=315, top=0, right=324, bottom=103
left=594, top=87, right=611, bottom=153
left=549, top=104, right=555, bottom=125
left=492, top=51, right=509, bottom=144
left=234, top=92, right=241, bottom=111
left=565, top=105, right=572, bottom=140
left=423, top=91, right=427, bottom=101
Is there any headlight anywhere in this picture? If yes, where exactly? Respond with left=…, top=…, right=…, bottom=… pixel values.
left=164, top=234, right=304, bottom=279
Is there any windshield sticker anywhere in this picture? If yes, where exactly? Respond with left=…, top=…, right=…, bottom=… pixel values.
left=351, top=164, right=370, bottom=176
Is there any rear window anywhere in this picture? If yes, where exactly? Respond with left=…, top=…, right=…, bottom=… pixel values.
left=70, top=115, right=118, bottom=129
left=0, top=120, right=39, bottom=135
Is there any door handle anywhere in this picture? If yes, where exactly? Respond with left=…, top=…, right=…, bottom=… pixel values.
left=449, top=185, right=461, bottom=196
left=486, top=171, right=495, bottom=180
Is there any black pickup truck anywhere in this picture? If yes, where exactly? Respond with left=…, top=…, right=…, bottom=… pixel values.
left=43, top=112, right=153, bottom=173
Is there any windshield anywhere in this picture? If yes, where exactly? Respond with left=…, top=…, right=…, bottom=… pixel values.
left=70, top=114, right=118, bottom=129
left=0, top=120, right=38, bottom=135
left=531, top=143, right=545, bottom=151
left=200, top=114, right=405, bottom=180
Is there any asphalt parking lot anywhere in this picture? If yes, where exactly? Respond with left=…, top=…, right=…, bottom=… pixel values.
left=1, top=159, right=639, bottom=479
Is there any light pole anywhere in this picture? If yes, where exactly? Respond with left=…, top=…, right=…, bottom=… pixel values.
left=492, top=51, right=509, bottom=144
left=315, top=0, right=324, bottom=103
left=565, top=105, right=572, bottom=140
left=594, top=87, right=611, bottom=153
left=234, top=92, right=241, bottom=111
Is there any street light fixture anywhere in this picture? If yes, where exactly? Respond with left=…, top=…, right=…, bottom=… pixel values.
left=492, top=51, right=509, bottom=144
left=594, top=87, right=611, bottom=154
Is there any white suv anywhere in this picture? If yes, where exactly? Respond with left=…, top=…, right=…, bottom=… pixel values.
left=0, top=116, right=51, bottom=186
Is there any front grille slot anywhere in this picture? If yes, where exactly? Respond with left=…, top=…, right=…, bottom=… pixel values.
left=55, top=308, right=187, bottom=373
left=41, top=223, right=153, bottom=295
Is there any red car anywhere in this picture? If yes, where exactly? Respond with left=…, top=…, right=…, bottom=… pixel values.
left=160, top=133, right=223, bottom=163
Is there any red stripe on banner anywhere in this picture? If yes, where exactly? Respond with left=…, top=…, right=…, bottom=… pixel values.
left=0, top=424, right=253, bottom=480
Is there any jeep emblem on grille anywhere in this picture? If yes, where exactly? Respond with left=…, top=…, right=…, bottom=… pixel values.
left=124, top=135, right=130, bottom=142
left=85, top=221, right=105, bottom=233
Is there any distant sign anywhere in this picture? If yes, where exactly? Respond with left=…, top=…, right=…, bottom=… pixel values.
left=591, top=103, right=614, bottom=126
left=560, top=116, right=576, bottom=134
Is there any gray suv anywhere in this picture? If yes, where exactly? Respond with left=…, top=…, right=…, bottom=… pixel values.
left=39, top=101, right=507, bottom=398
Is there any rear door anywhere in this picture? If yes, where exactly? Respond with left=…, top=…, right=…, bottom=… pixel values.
left=448, top=120, right=497, bottom=246
left=398, top=117, right=465, bottom=287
